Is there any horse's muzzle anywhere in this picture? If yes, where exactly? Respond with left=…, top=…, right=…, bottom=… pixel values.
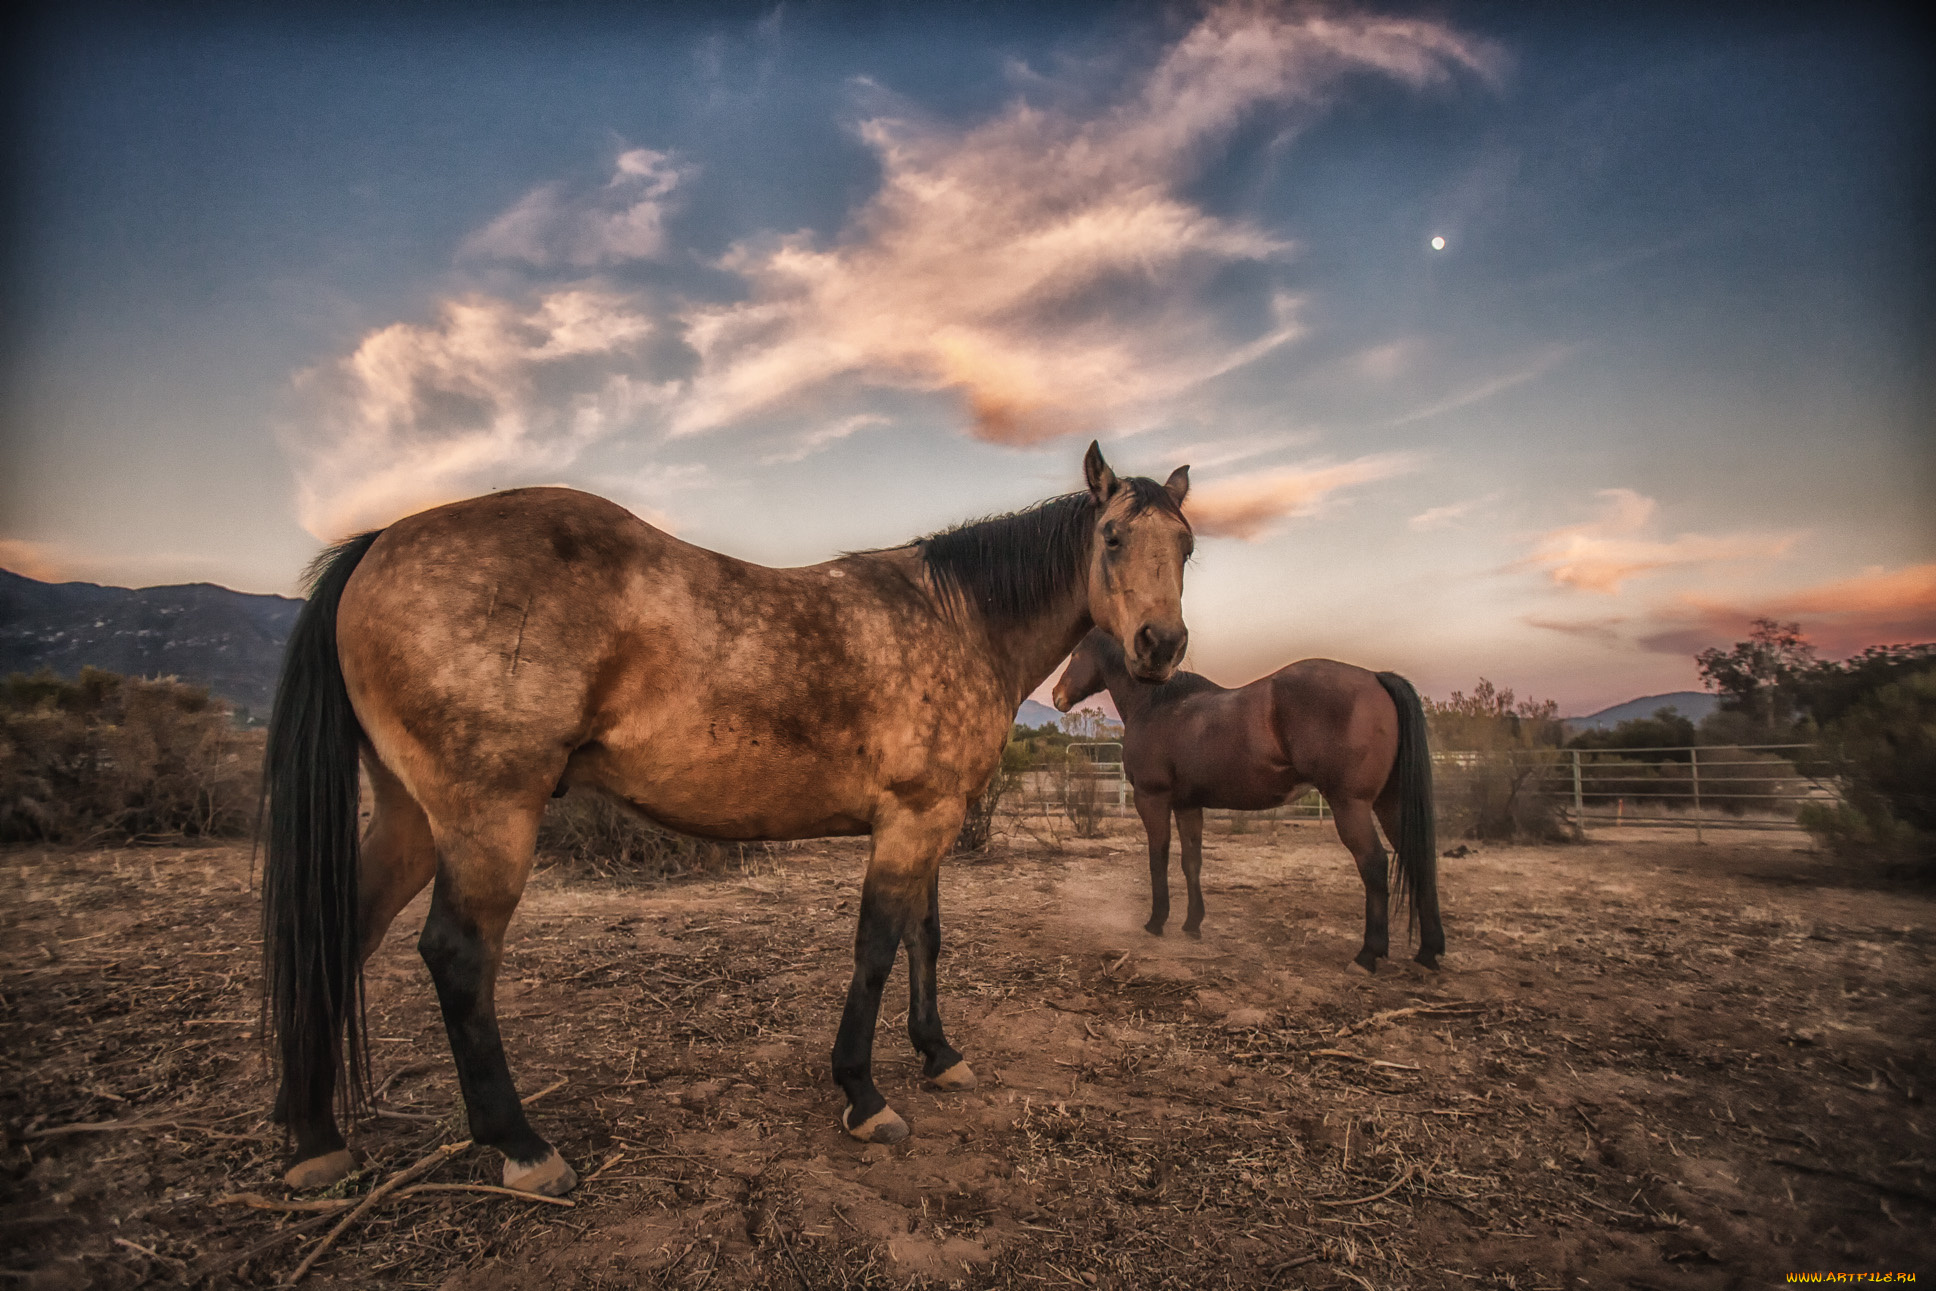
left=1130, top=623, right=1187, bottom=682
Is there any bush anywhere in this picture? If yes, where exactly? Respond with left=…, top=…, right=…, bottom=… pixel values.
left=1801, top=667, right=1936, bottom=876
left=1, top=667, right=262, bottom=843
left=1434, top=753, right=1575, bottom=843
left=954, top=739, right=1029, bottom=854
left=535, top=790, right=770, bottom=879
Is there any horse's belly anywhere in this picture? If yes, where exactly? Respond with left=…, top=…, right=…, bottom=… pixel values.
left=575, top=739, right=879, bottom=840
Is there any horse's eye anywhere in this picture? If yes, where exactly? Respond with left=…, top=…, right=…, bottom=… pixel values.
left=1103, top=526, right=1122, bottom=550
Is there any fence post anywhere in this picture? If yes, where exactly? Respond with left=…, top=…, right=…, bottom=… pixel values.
left=1690, top=745, right=1703, bottom=844
left=1571, top=748, right=1583, bottom=829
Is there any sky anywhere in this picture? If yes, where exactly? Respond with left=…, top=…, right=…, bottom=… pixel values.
left=2, top=0, right=1931, bottom=714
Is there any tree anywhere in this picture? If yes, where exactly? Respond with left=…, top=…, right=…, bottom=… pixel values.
left=1695, top=619, right=1817, bottom=733
left=1424, top=678, right=1562, bottom=752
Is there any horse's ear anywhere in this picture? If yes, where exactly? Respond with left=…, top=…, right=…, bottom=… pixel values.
left=1084, top=441, right=1119, bottom=503
left=1164, top=465, right=1190, bottom=507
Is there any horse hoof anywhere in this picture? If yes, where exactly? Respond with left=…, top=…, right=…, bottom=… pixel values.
left=503, top=1149, right=577, bottom=1197
left=1182, top=925, right=1202, bottom=940
left=1144, top=922, right=1166, bottom=937
left=927, top=1060, right=977, bottom=1092
left=842, top=1104, right=909, bottom=1144
left=1415, top=951, right=1441, bottom=970
left=1350, top=951, right=1380, bottom=974
left=283, top=1149, right=353, bottom=1190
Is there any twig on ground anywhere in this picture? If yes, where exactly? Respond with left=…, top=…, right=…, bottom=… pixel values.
left=1318, top=1167, right=1415, bottom=1208
left=215, top=1193, right=353, bottom=1215
left=286, top=1077, right=569, bottom=1283
left=1313, top=1049, right=1423, bottom=1072
left=393, top=1183, right=574, bottom=1207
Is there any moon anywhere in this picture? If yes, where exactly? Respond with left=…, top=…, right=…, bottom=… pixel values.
left=1430, top=235, right=1446, bottom=251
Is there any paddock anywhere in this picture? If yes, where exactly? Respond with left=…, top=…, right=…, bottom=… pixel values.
left=2, top=824, right=1929, bottom=1287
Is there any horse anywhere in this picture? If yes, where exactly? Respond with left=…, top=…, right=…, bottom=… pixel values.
left=263, top=443, right=1192, bottom=1195
left=1051, top=629, right=1443, bottom=972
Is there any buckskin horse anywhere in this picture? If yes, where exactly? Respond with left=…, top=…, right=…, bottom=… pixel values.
left=1051, top=630, right=1442, bottom=971
left=263, top=444, right=1192, bottom=1195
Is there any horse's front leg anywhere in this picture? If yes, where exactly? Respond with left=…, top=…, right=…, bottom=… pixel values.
left=1134, top=790, right=1173, bottom=935
left=906, top=868, right=976, bottom=1091
left=1176, top=806, right=1206, bottom=937
left=834, top=803, right=964, bottom=1143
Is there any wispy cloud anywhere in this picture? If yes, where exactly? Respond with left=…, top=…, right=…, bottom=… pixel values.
left=461, top=149, right=688, bottom=267
left=1384, top=345, right=1573, bottom=427
left=1522, top=613, right=1625, bottom=642
left=1409, top=490, right=1503, bottom=531
left=1518, top=488, right=1798, bottom=594
left=289, top=289, right=671, bottom=537
left=671, top=4, right=1496, bottom=442
left=1640, top=563, right=1936, bottom=656
left=759, top=413, right=891, bottom=465
left=1186, top=453, right=1418, bottom=540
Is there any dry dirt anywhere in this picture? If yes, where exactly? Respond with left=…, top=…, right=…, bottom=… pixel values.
left=2, top=820, right=1932, bottom=1289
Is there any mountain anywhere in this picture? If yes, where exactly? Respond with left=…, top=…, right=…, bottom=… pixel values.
left=1563, top=690, right=1718, bottom=733
left=0, top=569, right=301, bottom=718
left=1015, top=698, right=1062, bottom=729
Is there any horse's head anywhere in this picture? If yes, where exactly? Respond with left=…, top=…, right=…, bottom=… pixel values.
left=1051, top=628, right=1112, bottom=712
left=1081, top=442, right=1191, bottom=684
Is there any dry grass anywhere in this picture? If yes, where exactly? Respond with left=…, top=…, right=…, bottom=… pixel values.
left=2, top=825, right=1931, bottom=1288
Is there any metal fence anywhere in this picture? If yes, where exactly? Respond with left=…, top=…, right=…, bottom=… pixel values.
left=1515, top=743, right=1831, bottom=840
left=1047, top=742, right=1836, bottom=841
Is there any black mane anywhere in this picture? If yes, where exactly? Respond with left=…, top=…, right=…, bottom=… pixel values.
left=913, top=479, right=1183, bottom=628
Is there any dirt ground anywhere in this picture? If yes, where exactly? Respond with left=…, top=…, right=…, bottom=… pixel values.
left=2, top=820, right=1932, bottom=1289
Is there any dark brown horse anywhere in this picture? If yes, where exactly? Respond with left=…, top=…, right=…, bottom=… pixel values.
left=264, top=444, right=1192, bottom=1194
left=1051, top=630, right=1443, bottom=971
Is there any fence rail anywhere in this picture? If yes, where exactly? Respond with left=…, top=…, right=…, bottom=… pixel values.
left=1041, top=741, right=1836, bottom=841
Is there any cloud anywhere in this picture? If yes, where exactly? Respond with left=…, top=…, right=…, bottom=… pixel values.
left=289, top=288, right=670, bottom=537
left=461, top=149, right=687, bottom=267
left=759, top=413, right=891, bottom=465
left=1518, top=488, right=1798, bottom=594
left=1186, top=453, right=1417, bottom=540
left=1409, top=490, right=1503, bottom=531
left=1640, top=563, right=1936, bottom=657
left=1522, top=613, right=1625, bottom=642
left=1384, top=345, right=1573, bottom=427
left=671, top=4, right=1496, bottom=442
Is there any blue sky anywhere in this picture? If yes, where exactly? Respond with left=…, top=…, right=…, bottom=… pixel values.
left=2, top=1, right=1930, bottom=712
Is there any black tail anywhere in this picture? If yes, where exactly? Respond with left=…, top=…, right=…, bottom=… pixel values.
left=1375, top=671, right=1438, bottom=944
left=262, top=531, right=383, bottom=1123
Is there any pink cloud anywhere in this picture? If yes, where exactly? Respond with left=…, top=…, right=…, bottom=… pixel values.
left=1185, top=454, right=1417, bottom=540
left=1640, top=563, right=1936, bottom=657
left=461, top=149, right=687, bottom=267
left=1519, top=488, right=1798, bottom=594
left=289, top=289, right=670, bottom=537
left=671, top=4, right=1496, bottom=442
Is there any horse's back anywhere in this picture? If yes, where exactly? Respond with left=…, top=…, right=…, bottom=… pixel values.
left=332, top=486, right=1010, bottom=836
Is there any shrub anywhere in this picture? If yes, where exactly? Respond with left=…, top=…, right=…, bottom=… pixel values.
left=0, top=667, right=262, bottom=843
left=954, top=738, right=1029, bottom=854
left=1433, top=753, right=1574, bottom=843
left=535, top=790, right=770, bottom=879
left=1800, top=667, right=1936, bottom=876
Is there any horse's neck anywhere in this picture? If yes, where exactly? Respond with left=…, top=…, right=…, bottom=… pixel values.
left=1102, top=660, right=1156, bottom=726
left=981, top=588, right=1094, bottom=710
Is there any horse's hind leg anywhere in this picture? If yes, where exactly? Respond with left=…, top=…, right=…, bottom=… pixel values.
left=278, top=758, right=439, bottom=1188
left=1375, top=793, right=1444, bottom=969
left=417, top=807, right=576, bottom=1195
left=1177, top=806, right=1206, bottom=938
left=1333, top=797, right=1391, bottom=973
left=1135, top=791, right=1173, bottom=935
left=906, top=869, right=975, bottom=1091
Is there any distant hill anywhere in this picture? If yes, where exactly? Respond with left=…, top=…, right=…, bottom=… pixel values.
left=0, top=569, right=301, bottom=718
left=1563, top=690, right=1718, bottom=734
left=1015, top=698, right=1061, bottom=729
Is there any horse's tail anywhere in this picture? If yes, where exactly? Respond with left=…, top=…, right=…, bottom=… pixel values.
left=261, top=530, right=383, bottom=1121
left=1374, top=671, right=1437, bottom=942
